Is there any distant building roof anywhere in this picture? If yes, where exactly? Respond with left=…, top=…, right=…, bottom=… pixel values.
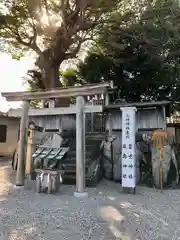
left=8, top=108, right=21, bottom=118
left=0, top=111, right=7, bottom=117
left=103, top=100, right=171, bottom=116
left=0, top=110, right=20, bottom=119
left=104, top=100, right=170, bottom=109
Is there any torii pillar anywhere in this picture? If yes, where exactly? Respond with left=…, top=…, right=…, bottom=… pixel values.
left=74, top=96, right=88, bottom=198
left=16, top=100, right=29, bottom=186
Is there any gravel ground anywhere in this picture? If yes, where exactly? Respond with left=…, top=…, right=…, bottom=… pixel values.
left=0, top=160, right=179, bottom=240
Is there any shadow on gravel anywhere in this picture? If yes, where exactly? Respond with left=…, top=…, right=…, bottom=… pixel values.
left=0, top=160, right=130, bottom=240
left=0, top=160, right=173, bottom=240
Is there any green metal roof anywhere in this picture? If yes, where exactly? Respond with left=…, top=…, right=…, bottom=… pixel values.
left=32, top=147, right=69, bottom=160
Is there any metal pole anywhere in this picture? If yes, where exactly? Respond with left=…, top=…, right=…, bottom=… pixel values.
left=16, top=100, right=29, bottom=186
left=76, top=96, right=85, bottom=192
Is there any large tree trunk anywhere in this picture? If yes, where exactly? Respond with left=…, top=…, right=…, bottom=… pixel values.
left=35, top=49, right=70, bottom=107
left=44, top=63, right=60, bottom=89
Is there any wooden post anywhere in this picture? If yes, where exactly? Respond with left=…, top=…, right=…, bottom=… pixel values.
left=91, top=98, right=94, bottom=133
left=83, top=97, right=86, bottom=187
left=105, top=93, right=112, bottom=136
left=16, top=100, right=29, bottom=186
left=108, top=114, right=112, bottom=137
left=74, top=96, right=88, bottom=198
left=162, top=106, right=166, bottom=130
left=25, top=128, right=35, bottom=188
left=41, top=100, right=45, bottom=108
left=48, top=99, right=57, bottom=146
left=105, top=93, right=109, bottom=106
left=48, top=99, right=55, bottom=108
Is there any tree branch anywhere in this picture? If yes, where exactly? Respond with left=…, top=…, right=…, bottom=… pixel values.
left=65, top=35, right=91, bottom=59
left=26, top=4, right=42, bottom=55
left=6, top=24, right=42, bottom=55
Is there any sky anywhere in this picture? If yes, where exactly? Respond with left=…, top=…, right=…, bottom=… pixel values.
left=0, top=49, right=86, bottom=113
left=0, top=53, right=34, bottom=112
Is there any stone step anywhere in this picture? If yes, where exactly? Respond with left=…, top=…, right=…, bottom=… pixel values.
left=62, top=158, right=91, bottom=166
left=61, top=132, right=104, bottom=186
left=64, top=169, right=76, bottom=174
left=86, top=139, right=102, bottom=144
left=62, top=174, right=98, bottom=187
left=63, top=164, right=89, bottom=171
left=68, top=150, right=92, bottom=158
left=63, top=174, right=76, bottom=185
left=86, top=132, right=106, bottom=137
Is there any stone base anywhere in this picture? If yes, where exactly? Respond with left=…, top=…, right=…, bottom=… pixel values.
left=121, top=187, right=136, bottom=194
left=73, top=191, right=88, bottom=198
left=13, top=185, right=24, bottom=189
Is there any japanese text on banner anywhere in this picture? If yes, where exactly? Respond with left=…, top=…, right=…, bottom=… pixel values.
left=121, top=108, right=136, bottom=188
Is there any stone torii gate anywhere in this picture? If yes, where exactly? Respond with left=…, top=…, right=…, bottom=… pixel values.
left=2, top=82, right=113, bottom=197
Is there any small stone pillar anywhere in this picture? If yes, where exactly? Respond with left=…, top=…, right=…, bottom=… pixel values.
left=120, top=107, right=137, bottom=191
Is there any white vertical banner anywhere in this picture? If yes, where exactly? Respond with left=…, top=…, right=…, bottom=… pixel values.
left=120, top=107, right=137, bottom=188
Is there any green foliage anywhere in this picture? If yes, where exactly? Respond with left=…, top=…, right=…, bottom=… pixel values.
left=59, top=68, right=85, bottom=103
left=0, top=0, right=120, bottom=58
left=78, top=51, right=114, bottom=83
left=0, top=1, right=35, bottom=54
left=77, top=0, right=180, bottom=109
left=0, top=0, right=120, bottom=90
left=27, top=87, right=41, bottom=108
left=60, top=68, right=84, bottom=87
left=11, top=54, right=21, bottom=60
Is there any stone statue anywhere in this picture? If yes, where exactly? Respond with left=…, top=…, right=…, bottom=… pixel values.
left=102, top=133, right=147, bottom=184
left=151, top=130, right=179, bottom=188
